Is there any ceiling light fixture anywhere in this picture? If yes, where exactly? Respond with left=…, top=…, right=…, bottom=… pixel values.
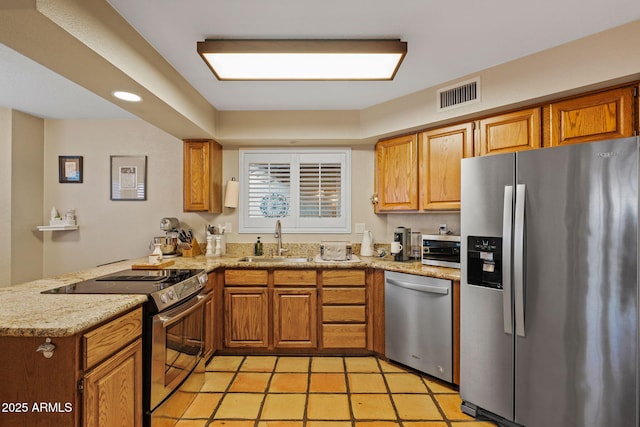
left=113, top=91, right=142, bottom=102
left=197, top=39, right=407, bottom=81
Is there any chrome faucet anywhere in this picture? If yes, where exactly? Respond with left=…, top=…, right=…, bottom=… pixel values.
left=274, top=220, right=288, bottom=256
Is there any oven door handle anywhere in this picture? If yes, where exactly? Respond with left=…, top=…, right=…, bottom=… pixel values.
left=158, top=294, right=206, bottom=327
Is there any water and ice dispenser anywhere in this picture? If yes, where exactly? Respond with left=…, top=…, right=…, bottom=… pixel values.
left=467, top=236, right=503, bottom=289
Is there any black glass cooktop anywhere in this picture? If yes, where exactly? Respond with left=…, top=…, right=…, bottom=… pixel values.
left=42, top=269, right=202, bottom=295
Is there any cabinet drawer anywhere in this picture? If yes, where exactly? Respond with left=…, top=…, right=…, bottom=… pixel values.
left=323, top=306, right=365, bottom=323
left=323, top=288, right=365, bottom=305
left=274, top=269, right=316, bottom=286
left=83, top=307, right=143, bottom=370
left=225, top=269, right=268, bottom=285
left=322, top=324, right=366, bottom=348
left=322, top=270, right=365, bottom=286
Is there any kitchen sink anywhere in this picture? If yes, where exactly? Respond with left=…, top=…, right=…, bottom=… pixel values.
left=237, top=256, right=314, bottom=263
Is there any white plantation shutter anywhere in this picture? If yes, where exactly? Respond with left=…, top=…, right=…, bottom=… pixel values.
left=247, top=162, right=291, bottom=218
left=239, top=149, right=351, bottom=233
left=299, top=162, right=341, bottom=218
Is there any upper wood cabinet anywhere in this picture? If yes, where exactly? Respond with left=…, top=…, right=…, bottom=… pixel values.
left=476, top=107, right=542, bottom=156
left=419, top=123, right=474, bottom=210
left=545, top=86, right=636, bottom=147
left=183, top=139, right=222, bottom=212
left=374, top=134, right=419, bottom=212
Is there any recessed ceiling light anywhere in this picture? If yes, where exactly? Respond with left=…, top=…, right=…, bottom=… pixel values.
left=197, top=39, right=407, bottom=81
left=113, top=91, right=142, bottom=102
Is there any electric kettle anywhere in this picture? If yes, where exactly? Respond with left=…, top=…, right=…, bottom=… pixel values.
left=360, top=230, right=374, bottom=256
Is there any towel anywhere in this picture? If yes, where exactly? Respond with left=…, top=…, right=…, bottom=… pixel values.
left=321, top=241, right=349, bottom=261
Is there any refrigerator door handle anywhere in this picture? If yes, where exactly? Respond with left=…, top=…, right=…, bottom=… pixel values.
left=502, top=185, right=514, bottom=335
left=514, top=184, right=526, bottom=337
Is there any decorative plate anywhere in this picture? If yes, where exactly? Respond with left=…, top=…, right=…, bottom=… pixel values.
left=260, top=193, right=289, bottom=218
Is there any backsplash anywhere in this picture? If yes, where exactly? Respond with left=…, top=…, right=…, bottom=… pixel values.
left=224, top=242, right=390, bottom=257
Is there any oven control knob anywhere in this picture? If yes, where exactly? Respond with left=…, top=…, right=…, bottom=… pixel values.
left=168, top=290, right=176, bottom=300
left=160, top=293, right=168, bottom=303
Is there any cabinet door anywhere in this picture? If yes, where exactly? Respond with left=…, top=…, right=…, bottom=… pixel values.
left=203, top=292, right=215, bottom=360
left=183, top=139, right=222, bottom=212
left=224, top=287, right=269, bottom=348
left=419, top=123, right=473, bottom=210
left=374, top=134, right=419, bottom=212
left=546, top=86, right=635, bottom=146
left=477, top=108, right=541, bottom=155
left=273, top=288, right=317, bottom=348
left=84, top=339, right=143, bottom=427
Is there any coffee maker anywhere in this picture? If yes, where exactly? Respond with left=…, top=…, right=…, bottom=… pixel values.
left=393, top=227, right=411, bottom=262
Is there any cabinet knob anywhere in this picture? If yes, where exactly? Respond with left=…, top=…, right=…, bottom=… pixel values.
left=36, top=337, right=56, bottom=359
left=370, top=193, right=379, bottom=204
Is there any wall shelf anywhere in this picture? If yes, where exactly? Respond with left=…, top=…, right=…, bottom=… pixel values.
left=37, top=225, right=79, bottom=231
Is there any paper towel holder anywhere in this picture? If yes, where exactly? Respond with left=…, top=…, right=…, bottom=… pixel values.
left=224, top=177, right=239, bottom=208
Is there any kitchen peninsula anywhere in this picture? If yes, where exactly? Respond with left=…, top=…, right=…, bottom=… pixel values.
left=0, top=254, right=459, bottom=427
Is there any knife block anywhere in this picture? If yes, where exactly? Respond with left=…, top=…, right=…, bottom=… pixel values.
left=181, top=237, right=202, bottom=257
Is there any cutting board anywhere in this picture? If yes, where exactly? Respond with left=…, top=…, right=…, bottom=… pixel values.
left=131, top=260, right=175, bottom=270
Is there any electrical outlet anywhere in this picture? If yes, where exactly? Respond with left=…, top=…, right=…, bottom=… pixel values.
left=355, top=223, right=366, bottom=233
left=224, top=222, right=232, bottom=233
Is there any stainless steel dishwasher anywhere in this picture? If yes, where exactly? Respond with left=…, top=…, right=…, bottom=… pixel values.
left=385, top=270, right=453, bottom=382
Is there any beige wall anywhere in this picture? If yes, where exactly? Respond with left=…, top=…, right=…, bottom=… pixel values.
left=11, top=111, right=44, bottom=285
left=0, top=109, right=12, bottom=285
left=43, top=119, right=187, bottom=277
left=41, top=123, right=436, bottom=277
left=0, top=109, right=44, bottom=287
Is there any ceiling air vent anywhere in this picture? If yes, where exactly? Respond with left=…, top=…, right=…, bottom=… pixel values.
left=437, top=77, right=480, bottom=111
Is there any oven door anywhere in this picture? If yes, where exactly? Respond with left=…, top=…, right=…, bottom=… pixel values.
left=150, top=293, right=205, bottom=410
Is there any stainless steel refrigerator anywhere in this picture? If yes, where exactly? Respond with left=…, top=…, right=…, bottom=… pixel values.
left=460, top=137, right=639, bottom=427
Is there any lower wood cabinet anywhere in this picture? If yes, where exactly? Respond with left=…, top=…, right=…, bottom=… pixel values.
left=0, top=306, right=144, bottom=427
left=82, top=307, right=143, bottom=427
left=222, top=268, right=370, bottom=353
left=321, top=269, right=367, bottom=349
left=83, top=339, right=143, bottom=427
left=223, top=269, right=318, bottom=350
left=224, top=287, right=269, bottom=348
left=273, top=288, right=317, bottom=348
left=203, top=291, right=215, bottom=360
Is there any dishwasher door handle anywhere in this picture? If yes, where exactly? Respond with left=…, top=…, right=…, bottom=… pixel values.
left=386, top=278, right=449, bottom=295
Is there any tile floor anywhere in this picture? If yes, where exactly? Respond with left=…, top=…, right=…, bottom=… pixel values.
left=172, top=355, right=497, bottom=427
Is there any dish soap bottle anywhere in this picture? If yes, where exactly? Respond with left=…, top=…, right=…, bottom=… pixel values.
left=254, top=237, right=263, bottom=256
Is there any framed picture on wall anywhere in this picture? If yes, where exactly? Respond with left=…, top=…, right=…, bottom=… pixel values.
left=58, top=156, right=83, bottom=183
left=110, top=155, right=147, bottom=201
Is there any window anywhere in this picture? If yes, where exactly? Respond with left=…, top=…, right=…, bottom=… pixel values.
left=239, top=149, right=351, bottom=233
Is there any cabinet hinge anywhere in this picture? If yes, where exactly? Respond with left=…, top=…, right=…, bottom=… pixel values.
left=633, top=86, right=638, bottom=97
left=78, top=379, right=84, bottom=394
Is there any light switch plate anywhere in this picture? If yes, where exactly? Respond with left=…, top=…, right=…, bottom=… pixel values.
left=225, top=222, right=232, bottom=233
left=355, top=223, right=365, bottom=233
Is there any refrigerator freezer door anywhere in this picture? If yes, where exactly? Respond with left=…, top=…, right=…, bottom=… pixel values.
left=460, top=153, right=516, bottom=421
left=515, top=137, right=639, bottom=427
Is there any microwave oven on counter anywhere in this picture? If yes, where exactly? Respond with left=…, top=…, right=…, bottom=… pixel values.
left=422, top=234, right=461, bottom=268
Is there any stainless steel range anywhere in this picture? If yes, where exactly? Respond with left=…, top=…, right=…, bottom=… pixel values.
left=43, top=268, right=208, bottom=426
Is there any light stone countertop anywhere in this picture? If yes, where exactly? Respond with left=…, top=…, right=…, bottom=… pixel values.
left=0, top=254, right=459, bottom=338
